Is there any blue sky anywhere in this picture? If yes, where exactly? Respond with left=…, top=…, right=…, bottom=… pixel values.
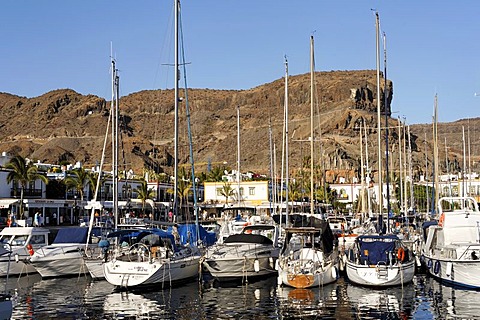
left=1, top=1, right=480, bottom=125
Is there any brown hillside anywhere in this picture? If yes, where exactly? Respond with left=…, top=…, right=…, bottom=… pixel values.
left=0, top=70, right=474, bottom=182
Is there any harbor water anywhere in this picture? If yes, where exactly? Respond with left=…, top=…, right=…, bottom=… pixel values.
left=5, top=273, right=480, bottom=319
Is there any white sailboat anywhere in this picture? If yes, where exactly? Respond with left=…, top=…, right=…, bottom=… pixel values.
left=345, top=12, right=415, bottom=287
left=103, top=0, right=201, bottom=289
left=276, top=35, right=339, bottom=289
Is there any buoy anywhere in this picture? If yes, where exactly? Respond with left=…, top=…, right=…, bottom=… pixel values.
left=434, top=260, right=441, bottom=274
left=254, top=259, right=260, bottom=272
left=427, top=259, right=433, bottom=269
left=397, top=247, right=405, bottom=262
left=26, top=244, right=34, bottom=256
left=275, top=259, right=279, bottom=271
left=269, top=257, right=274, bottom=269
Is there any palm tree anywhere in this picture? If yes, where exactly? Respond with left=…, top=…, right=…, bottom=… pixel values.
left=134, top=178, right=156, bottom=217
left=64, top=167, right=95, bottom=202
left=220, top=181, right=234, bottom=206
left=207, top=166, right=225, bottom=182
left=6, top=155, right=49, bottom=219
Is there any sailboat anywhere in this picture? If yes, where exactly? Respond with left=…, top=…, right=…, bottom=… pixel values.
left=345, top=13, right=415, bottom=287
left=103, top=0, right=201, bottom=288
left=276, top=35, right=339, bottom=289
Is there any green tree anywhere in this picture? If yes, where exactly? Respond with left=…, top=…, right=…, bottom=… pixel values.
left=64, top=167, right=95, bottom=201
left=207, top=166, right=226, bottom=182
left=134, top=178, right=156, bottom=216
left=6, top=155, right=49, bottom=219
left=220, top=181, right=234, bottom=205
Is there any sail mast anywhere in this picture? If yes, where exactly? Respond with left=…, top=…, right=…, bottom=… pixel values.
left=173, top=0, right=179, bottom=218
left=375, top=12, right=383, bottom=222
left=237, top=105, right=241, bottom=206
left=383, top=31, right=390, bottom=231
left=285, top=57, right=289, bottom=227
left=310, top=35, right=315, bottom=216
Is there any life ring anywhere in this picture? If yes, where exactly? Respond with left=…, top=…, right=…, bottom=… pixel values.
left=397, top=247, right=405, bottom=262
left=434, top=260, right=441, bottom=274
left=26, top=244, right=34, bottom=256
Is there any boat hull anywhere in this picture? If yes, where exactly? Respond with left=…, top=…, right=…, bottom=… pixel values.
left=423, top=256, right=480, bottom=289
left=30, top=248, right=87, bottom=278
left=346, top=260, right=415, bottom=287
left=85, top=258, right=105, bottom=280
left=203, top=255, right=277, bottom=280
left=277, top=259, right=338, bottom=289
left=104, top=255, right=201, bottom=288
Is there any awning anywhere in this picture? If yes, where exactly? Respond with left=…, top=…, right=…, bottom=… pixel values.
left=0, top=199, right=19, bottom=209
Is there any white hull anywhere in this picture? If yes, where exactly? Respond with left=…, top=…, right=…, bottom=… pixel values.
left=104, top=254, right=201, bottom=288
left=0, top=252, right=37, bottom=276
left=30, top=246, right=88, bottom=278
left=203, top=255, right=277, bottom=279
left=277, top=248, right=338, bottom=289
left=424, top=256, right=480, bottom=289
left=85, top=258, right=105, bottom=280
left=346, top=260, right=415, bottom=287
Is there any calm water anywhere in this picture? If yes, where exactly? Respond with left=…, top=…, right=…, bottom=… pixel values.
left=4, top=273, right=480, bottom=319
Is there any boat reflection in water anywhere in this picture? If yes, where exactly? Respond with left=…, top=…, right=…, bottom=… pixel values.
left=421, top=274, right=480, bottom=319
left=277, top=282, right=341, bottom=319
left=346, top=280, right=416, bottom=319
left=103, top=291, right=163, bottom=318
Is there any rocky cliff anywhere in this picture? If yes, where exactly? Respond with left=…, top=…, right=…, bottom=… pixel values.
left=0, top=69, right=476, bottom=182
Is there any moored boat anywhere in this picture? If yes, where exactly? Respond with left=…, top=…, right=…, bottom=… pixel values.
left=345, top=234, right=415, bottom=287
left=277, top=214, right=339, bottom=289
left=422, top=196, right=480, bottom=289
left=202, top=224, right=279, bottom=281
left=0, top=226, right=50, bottom=276
left=103, top=228, right=201, bottom=288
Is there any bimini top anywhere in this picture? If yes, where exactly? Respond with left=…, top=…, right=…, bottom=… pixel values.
left=356, top=234, right=399, bottom=265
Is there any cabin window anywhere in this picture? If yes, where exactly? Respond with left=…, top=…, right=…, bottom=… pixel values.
left=30, top=235, right=47, bottom=245
left=249, top=187, right=255, bottom=196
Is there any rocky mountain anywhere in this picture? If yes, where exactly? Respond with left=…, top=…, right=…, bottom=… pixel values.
left=0, top=69, right=477, bottom=183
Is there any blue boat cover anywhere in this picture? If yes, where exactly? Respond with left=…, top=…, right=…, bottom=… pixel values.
left=174, top=224, right=217, bottom=246
left=357, top=235, right=398, bottom=265
left=53, top=227, right=89, bottom=244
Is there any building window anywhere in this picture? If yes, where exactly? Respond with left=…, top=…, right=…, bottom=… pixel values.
left=216, top=188, right=222, bottom=197
left=249, top=187, right=255, bottom=196
left=239, top=187, right=244, bottom=196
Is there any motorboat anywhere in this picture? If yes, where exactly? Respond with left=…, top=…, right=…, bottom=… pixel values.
left=345, top=234, right=415, bottom=287
left=276, top=214, right=339, bottom=289
left=30, top=227, right=108, bottom=278
left=103, top=227, right=202, bottom=288
left=202, top=224, right=279, bottom=281
left=0, top=226, right=50, bottom=276
left=422, top=196, right=480, bottom=289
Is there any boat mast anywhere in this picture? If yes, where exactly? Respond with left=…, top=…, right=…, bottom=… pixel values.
left=433, top=95, right=439, bottom=211
left=284, top=56, right=289, bottom=227
left=463, top=126, right=467, bottom=197
left=364, top=121, right=372, bottom=216
left=375, top=12, right=383, bottom=223
left=310, top=35, right=315, bottom=216
left=398, top=117, right=404, bottom=218
left=360, top=121, right=366, bottom=216
left=383, top=31, right=390, bottom=232
left=111, top=56, right=119, bottom=228
left=237, top=105, right=241, bottom=206
left=173, top=0, right=179, bottom=218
